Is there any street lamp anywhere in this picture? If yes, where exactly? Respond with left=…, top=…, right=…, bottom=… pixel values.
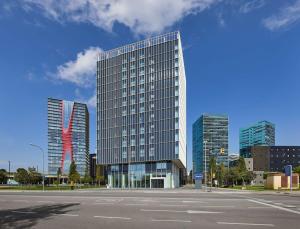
left=30, top=143, right=45, bottom=192
left=203, top=140, right=208, bottom=191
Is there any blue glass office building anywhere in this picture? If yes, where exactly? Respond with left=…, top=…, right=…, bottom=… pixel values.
left=192, top=114, right=229, bottom=176
left=239, top=121, right=275, bottom=157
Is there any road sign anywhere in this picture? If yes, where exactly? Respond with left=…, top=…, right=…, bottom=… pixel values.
left=284, top=165, right=292, bottom=176
left=194, top=173, right=203, bottom=180
left=284, top=165, right=293, bottom=192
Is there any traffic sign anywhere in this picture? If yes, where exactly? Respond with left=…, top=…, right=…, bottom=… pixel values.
left=194, top=173, right=203, bottom=180
left=284, top=165, right=292, bottom=176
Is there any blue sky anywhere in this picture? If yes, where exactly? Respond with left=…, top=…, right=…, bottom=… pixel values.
left=0, top=0, right=300, bottom=172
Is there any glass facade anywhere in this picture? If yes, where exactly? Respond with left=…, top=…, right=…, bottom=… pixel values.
left=48, top=98, right=89, bottom=176
left=239, top=120, right=275, bottom=157
left=97, top=31, right=186, bottom=188
left=193, top=114, right=229, bottom=176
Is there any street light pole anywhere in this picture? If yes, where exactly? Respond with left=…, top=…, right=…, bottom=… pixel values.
left=30, top=143, right=45, bottom=192
left=8, top=160, right=11, bottom=179
left=204, top=140, right=208, bottom=191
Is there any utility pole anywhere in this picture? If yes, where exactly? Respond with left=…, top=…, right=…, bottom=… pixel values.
left=204, top=140, right=208, bottom=191
left=30, top=143, right=45, bottom=192
left=8, top=160, right=11, bottom=180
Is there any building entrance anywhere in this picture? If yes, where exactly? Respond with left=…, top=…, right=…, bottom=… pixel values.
left=151, top=178, right=164, bottom=188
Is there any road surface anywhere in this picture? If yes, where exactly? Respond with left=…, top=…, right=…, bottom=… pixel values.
left=0, top=189, right=300, bottom=228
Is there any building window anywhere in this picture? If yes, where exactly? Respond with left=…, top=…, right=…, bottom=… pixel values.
left=140, top=148, right=145, bottom=157
left=149, top=148, right=154, bottom=157
left=131, top=150, right=136, bottom=158
left=140, top=138, right=145, bottom=145
left=131, top=139, right=136, bottom=146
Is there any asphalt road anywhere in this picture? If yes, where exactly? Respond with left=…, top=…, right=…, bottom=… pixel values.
left=0, top=189, right=300, bottom=229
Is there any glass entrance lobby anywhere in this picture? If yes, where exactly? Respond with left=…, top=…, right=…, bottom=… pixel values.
left=107, top=161, right=180, bottom=188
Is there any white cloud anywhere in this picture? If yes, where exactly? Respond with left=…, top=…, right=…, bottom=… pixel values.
left=86, top=91, right=97, bottom=108
left=55, top=46, right=101, bottom=87
left=23, top=0, right=220, bottom=35
left=239, top=0, right=266, bottom=14
left=75, top=89, right=97, bottom=108
left=263, top=0, right=300, bottom=31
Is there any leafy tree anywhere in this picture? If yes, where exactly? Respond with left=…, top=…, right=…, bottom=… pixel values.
left=69, top=160, right=80, bottom=184
left=208, top=156, right=217, bottom=186
left=57, top=167, right=62, bottom=186
left=0, top=169, right=8, bottom=184
left=216, top=163, right=226, bottom=187
left=82, top=168, right=92, bottom=184
left=293, top=166, right=300, bottom=175
left=27, top=167, right=42, bottom=185
left=15, top=168, right=29, bottom=185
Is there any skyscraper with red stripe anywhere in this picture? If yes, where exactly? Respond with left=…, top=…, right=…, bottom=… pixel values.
left=48, top=98, right=89, bottom=176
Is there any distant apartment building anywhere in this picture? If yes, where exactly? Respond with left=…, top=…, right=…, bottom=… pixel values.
left=241, top=146, right=300, bottom=172
left=193, top=114, right=228, bottom=176
left=97, top=31, right=186, bottom=188
left=239, top=121, right=275, bottom=157
left=48, top=98, right=89, bottom=176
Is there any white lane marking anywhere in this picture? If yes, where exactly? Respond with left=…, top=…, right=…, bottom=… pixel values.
left=217, top=222, right=274, bottom=227
left=93, top=202, right=114, bottom=205
left=248, top=199, right=300, bottom=215
left=152, top=219, right=191, bottom=223
left=94, top=216, right=131, bottom=220
left=182, top=200, right=206, bottom=203
left=140, top=209, right=223, bottom=214
left=13, top=200, right=29, bottom=203
left=187, top=210, right=223, bottom=214
left=141, top=209, right=184, bottom=213
left=124, top=203, right=148, bottom=206
left=248, top=207, right=272, bottom=209
left=199, top=206, right=235, bottom=208
left=12, top=211, right=35, bottom=214
left=159, top=204, right=189, bottom=207
left=285, top=205, right=297, bottom=208
left=55, top=213, right=79, bottom=217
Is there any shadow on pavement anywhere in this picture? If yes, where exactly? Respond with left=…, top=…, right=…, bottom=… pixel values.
left=0, top=203, right=80, bottom=229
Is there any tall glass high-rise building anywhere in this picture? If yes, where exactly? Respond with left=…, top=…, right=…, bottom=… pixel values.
left=48, top=98, right=89, bottom=176
left=97, top=31, right=186, bottom=188
left=193, top=114, right=229, bottom=176
left=239, top=120, right=275, bottom=157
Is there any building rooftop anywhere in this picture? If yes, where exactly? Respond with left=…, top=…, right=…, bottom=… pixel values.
left=98, top=31, right=180, bottom=61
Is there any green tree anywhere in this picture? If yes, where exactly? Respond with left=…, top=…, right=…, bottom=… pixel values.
left=28, top=168, right=42, bottom=185
left=15, top=168, right=29, bottom=185
left=82, top=168, right=92, bottom=184
left=208, top=156, right=217, bottom=186
left=56, top=167, right=62, bottom=187
left=216, top=163, right=226, bottom=187
left=69, top=160, right=80, bottom=185
left=0, top=169, right=8, bottom=184
left=293, top=166, right=300, bottom=175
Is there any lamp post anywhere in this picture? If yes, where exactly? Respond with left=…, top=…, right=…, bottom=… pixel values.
left=203, top=140, right=208, bottom=191
left=30, top=143, right=45, bottom=192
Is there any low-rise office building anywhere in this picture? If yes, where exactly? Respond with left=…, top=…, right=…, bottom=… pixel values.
left=240, top=146, right=300, bottom=172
